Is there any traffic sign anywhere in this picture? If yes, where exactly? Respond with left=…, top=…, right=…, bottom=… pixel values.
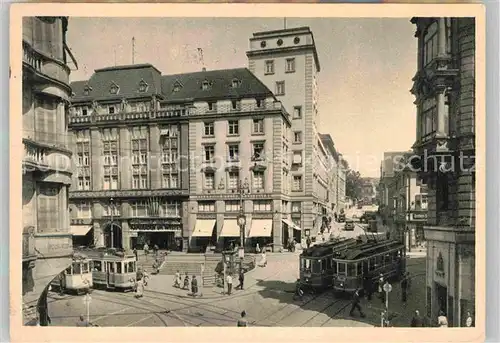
left=383, top=283, right=392, bottom=293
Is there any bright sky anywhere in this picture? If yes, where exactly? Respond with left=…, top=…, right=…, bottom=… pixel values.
left=67, top=17, right=417, bottom=178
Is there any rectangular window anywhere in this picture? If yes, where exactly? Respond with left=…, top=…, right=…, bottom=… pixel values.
left=228, top=171, right=239, bottom=189
left=423, top=21, right=439, bottom=67
left=286, top=58, right=296, bottom=73
left=293, top=176, right=303, bottom=191
left=163, top=174, right=178, bottom=189
left=253, top=119, right=264, bottom=134
left=37, top=184, right=61, bottom=233
left=76, top=201, right=91, bottom=218
left=103, top=202, right=120, bottom=216
left=204, top=172, right=215, bottom=189
left=421, top=96, right=438, bottom=139
left=131, top=201, right=148, bottom=217
left=252, top=171, right=264, bottom=189
left=293, top=106, right=302, bottom=119
left=294, top=131, right=302, bottom=144
left=204, top=145, right=215, bottom=162
left=208, top=101, right=216, bottom=111
left=265, top=60, right=274, bottom=74
left=275, top=81, right=285, bottom=96
left=225, top=201, right=240, bottom=212
left=253, top=200, right=272, bottom=212
left=293, top=151, right=303, bottom=165
left=162, top=200, right=181, bottom=217
left=231, top=100, right=240, bottom=111
left=256, top=99, right=263, bottom=108
left=204, top=122, right=214, bottom=136
left=228, top=144, right=239, bottom=162
left=77, top=177, right=91, bottom=191
left=198, top=201, right=215, bottom=212
left=228, top=121, right=239, bottom=135
left=252, top=143, right=265, bottom=160
left=108, top=106, right=115, bottom=114
left=291, top=202, right=301, bottom=213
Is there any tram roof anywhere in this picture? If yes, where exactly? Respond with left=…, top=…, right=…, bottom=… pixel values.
left=75, top=247, right=136, bottom=259
left=301, top=238, right=358, bottom=257
left=334, top=239, right=404, bottom=261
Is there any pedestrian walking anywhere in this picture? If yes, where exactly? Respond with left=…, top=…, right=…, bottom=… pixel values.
left=349, top=289, right=365, bottom=317
left=236, top=270, right=244, bottom=290
left=153, top=244, right=159, bottom=257
left=174, top=270, right=181, bottom=288
left=400, top=276, right=408, bottom=303
left=306, top=236, right=311, bottom=249
left=378, top=273, right=385, bottom=304
left=410, top=310, right=424, bottom=327
left=465, top=312, right=473, bottom=327
left=133, top=247, right=138, bottom=261
left=191, top=275, right=198, bottom=297
left=226, top=273, right=233, bottom=295
left=237, top=311, right=248, bottom=327
left=143, top=243, right=149, bottom=257
left=437, top=311, right=448, bottom=327
left=135, top=278, right=145, bottom=298
left=183, top=272, right=190, bottom=290
left=255, top=243, right=260, bottom=253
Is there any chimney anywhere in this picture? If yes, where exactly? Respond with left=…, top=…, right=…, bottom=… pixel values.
left=202, top=67, right=206, bottom=72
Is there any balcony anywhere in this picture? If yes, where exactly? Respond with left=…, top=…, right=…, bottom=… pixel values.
left=23, top=140, right=48, bottom=172
left=22, top=41, right=70, bottom=87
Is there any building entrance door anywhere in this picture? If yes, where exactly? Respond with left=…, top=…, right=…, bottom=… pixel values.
left=435, top=283, right=448, bottom=315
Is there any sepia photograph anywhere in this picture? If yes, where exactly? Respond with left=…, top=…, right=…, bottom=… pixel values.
left=11, top=4, right=485, bottom=340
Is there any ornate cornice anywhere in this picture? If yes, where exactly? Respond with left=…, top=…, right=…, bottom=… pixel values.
left=69, top=189, right=189, bottom=199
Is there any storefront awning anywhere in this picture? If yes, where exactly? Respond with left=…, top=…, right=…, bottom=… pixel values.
left=219, top=220, right=241, bottom=237
left=70, top=225, right=92, bottom=236
left=192, top=219, right=216, bottom=237
left=282, top=219, right=302, bottom=231
left=248, top=219, right=273, bottom=238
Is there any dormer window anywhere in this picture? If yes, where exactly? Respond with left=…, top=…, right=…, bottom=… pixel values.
left=232, top=79, right=241, bottom=88
left=83, top=85, right=92, bottom=96
left=109, top=82, right=120, bottom=95
left=138, top=80, right=148, bottom=93
left=202, top=80, right=211, bottom=91
left=173, top=81, right=182, bottom=92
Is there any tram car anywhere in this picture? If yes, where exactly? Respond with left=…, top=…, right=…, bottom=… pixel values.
left=331, top=238, right=405, bottom=295
left=299, top=238, right=360, bottom=290
left=79, top=248, right=138, bottom=292
left=51, top=253, right=93, bottom=295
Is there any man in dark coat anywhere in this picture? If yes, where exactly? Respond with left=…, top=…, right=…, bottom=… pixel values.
left=401, top=276, right=408, bottom=303
left=306, top=236, right=312, bottom=249
left=236, top=270, right=244, bottom=290
left=410, top=310, right=424, bottom=327
left=349, top=289, right=365, bottom=317
left=191, top=275, right=198, bottom=296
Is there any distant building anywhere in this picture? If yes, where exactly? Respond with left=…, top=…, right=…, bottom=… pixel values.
left=247, top=26, right=334, bottom=236
left=411, top=17, right=476, bottom=326
left=22, top=16, right=78, bottom=325
left=68, top=65, right=293, bottom=252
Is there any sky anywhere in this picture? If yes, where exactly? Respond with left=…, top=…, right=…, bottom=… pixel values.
left=67, top=17, right=417, bottom=177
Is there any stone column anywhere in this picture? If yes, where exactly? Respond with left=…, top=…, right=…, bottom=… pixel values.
left=436, top=90, right=448, bottom=137
left=416, top=107, right=423, bottom=141
left=438, top=18, right=447, bottom=56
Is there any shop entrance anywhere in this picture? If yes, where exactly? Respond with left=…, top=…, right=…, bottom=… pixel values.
left=135, top=232, right=176, bottom=250
left=435, top=283, right=448, bottom=316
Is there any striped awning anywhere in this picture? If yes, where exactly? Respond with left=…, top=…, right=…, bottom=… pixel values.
left=248, top=219, right=273, bottom=238
left=282, top=219, right=302, bottom=231
left=191, top=219, right=216, bottom=237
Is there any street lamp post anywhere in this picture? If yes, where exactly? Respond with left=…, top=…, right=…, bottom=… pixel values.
left=237, top=178, right=249, bottom=273
left=110, top=197, right=114, bottom=249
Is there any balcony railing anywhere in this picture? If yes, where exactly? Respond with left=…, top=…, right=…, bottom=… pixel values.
left=22, top=41, right=70, bottom=86
left=23, top=141, right=48, bottom=171
left=69, top=101, right=289, bottom=125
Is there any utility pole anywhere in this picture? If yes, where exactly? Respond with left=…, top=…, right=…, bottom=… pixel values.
left=132, top=37, right=136, bottom=64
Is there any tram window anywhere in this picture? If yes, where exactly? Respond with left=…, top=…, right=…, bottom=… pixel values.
left=312, top=260, right=321, bottom=273
left=82, top=262, right=89, bottom=274
left=332, top=260, right=337, bottom=273
left=107, top=263, right=115, bottom=273
left=72, top=263, right=81, bottom=274
left=93, top=261, right=102, bottom=272
left=384, top=254, right=392, bottom=264
left=363, top=260, right=369, bottom=273
left=338, top=263, right=346, bottom=275
left=326, top=258, right=332, bottom=270
left=127, top=262, right=135, bottom=273
left=375, top=255, right=383, bottom=267
left=65, top=266, right=72, bottom=275
left=391, top=251, right=398, bottom=261
left=357, top=263, right=363, bottom=276
left=304, top=259, right=311, bottom=271
left=116, top=262, right=122, bottom=274
left=347, top=263, right=356, bottom=276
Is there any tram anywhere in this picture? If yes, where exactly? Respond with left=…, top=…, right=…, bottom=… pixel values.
left=331, top=238, right=405, bottom=295
left=51, top=253, right=93, bottom=295
left=299, top=238, right=360, bottom=290
left=79, top=248, right=138, bottom=292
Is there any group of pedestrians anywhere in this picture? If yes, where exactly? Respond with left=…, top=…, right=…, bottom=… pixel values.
left=174, top=270, right=199, bottom=296
left=223, top=269, right=245, bottom=295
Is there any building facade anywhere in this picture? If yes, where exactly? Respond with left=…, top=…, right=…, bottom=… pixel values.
left=247, top=26, right=333, bottom=238
left=22, top=16, right=77, bottom=325
left=411, top=17, right=476, bottom=327
left=69, top=64, right=189, bottom=252
left=69, top=66, right=294, bottom=252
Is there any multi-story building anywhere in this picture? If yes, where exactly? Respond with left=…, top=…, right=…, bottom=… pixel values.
left=337, top=160, right=347, bottom=212
left=410, top=17, right=476, bottom=326
left=22, top=16, right=77, bottom=325
left=68, top=64, right=189, bottom=252
left=247, top=26, right=332, bottom=238
left=68, top=65, right=293, bottom=252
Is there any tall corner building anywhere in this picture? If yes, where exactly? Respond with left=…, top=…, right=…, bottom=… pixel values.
left=22, top=16, right=77, bottom=325
left=246, top=26, right=331, bottom=238
left=410, top=17, right=475, bottom=326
